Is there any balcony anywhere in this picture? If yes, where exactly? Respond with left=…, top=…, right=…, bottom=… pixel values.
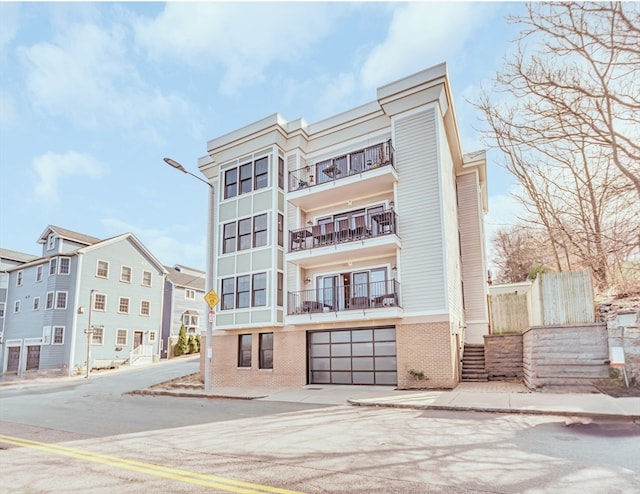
left=287, top=279, right=401, bottom=316
left=288, top=140, right=396, bottom=210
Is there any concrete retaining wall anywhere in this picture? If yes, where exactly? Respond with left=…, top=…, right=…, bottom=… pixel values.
left=484, top=334, right=523, bottom=380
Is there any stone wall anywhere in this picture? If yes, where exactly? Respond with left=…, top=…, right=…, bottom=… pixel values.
left=523, top=323, right=610, bottom=390
left=600, top=302, right=640, bottom=384
left=484, top=334, right=523, bottom=380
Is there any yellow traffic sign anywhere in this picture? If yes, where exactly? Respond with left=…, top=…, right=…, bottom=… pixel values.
left=204, top=289, right=219, bottom=308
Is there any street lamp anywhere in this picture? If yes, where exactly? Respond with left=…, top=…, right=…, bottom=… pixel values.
left=163, top=157, right=215, bottom=394
left=84, top=289, right=96, bottom=379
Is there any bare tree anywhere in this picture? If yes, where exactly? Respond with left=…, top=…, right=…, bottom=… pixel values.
left=491, top=225, right=551, bottom=284
left=475, top=2, right=640, bottom=290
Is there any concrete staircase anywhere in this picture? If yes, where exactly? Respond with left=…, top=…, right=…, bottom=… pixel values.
left=461, top=344, right=488, bottom=382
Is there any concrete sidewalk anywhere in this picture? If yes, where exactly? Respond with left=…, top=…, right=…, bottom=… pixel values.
left=132, top=380, right=640, bottom=421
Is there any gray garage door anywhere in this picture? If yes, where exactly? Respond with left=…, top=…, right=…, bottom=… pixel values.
left=309, top=327, right=396, bottom=385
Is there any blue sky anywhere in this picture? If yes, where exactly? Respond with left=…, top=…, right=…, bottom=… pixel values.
left=1, top=2, right=525, bottom=270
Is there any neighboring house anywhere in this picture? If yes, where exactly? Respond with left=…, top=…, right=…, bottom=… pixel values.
left=1, top=226, right=167, bottom=376
left=161, top=264, right=206, bottom=358
left=0, top=249, right=39, bottom=344
left=196, top=63, right=489, bottom=389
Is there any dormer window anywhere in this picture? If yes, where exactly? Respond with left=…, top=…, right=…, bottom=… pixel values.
left=47, top=233, right=56, bottom=250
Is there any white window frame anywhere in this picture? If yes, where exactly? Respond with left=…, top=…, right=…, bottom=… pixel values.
left=93, top=293, right=107, bottom=311
left=141, top=270, right=152, bottom=287
left=49, top=258, right=57, bottom=276
left=58, top=257, right=70, bottom=275
left=185, top=289, right=195, bottom=300
left=120, top=265, right=132, bottom=283
left=35, top=265, right=43, bottom=282
left=16, top=270, right=23, bottom=286
left=42, top=326, right=52, bottom=345
left=33, top=297, right=40, bottom=311
left=140, top=300, right=150, bottom=316
left=148, top=331, right=157, bottom=343
left=91, top=327, right=104, bottom=345
left=118, top=297, right=130, bottom=314
left=45, top=291, right=54, bottom=310
left=47, top=233, right=55, bottom=250
left=14, top=300, right=20, bottom=313
left=52, top=326, right=65, bottom=345
left=55, top=291, right=68, bottom=310
left=96, top=260, right=109, bottom=278
left=116, top=328, right=128, bottom=346
left=0, top=303, right=4, bottom=318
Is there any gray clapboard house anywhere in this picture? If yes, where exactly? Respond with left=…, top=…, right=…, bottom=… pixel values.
left=1, top=226, right=167, bottom=376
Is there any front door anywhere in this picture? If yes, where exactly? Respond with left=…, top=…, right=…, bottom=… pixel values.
left=7, top=347, right=20, bottom=372
left=26, top=345, right=40, bottom=370
left=133, top=331, right=144, bottom=349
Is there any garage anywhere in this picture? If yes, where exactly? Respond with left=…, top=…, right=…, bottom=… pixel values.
left=308, top=326, right=397, bottom=385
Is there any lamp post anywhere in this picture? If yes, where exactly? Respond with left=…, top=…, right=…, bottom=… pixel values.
left=85, top=289, right=96, bottom=379
left=163, top=157, right=215, bottom=394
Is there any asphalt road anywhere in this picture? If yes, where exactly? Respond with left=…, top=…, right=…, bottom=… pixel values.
left=1, top=359, right=639, bottom=493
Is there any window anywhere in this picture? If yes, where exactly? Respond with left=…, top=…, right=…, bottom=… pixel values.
left=148, top=331, right=156, bottom=342
left=33, top=297, right=40, bottom=311
left=142, top=270, right=152, bottom=287
left=277, top=272, right=283, bottom=306
left=53, top=326, right=64, bottom=345
left=116, top=329, right=128, bottom=345
left=238, top=218, right=252, bottom=250
left=221, top=278, right=235, bottom=310
left=47, top=233, right=56, bottom=250
left=182, top=313, right=199, bottom=329
left=278, top=157, right=284, bottom=190
left=36, top=265, right=43, bottom=282
left=94, top=293, right=106, bottom=311
left=239, top=162, right=252, bottom=194
left=140, top=300, right=150, bottom=316
left=224, top=167, right=238, bottom=199
left=43, top=326, right=51, bottom=345
left=277, top=213, right=284, bottom=247
left=14, top=300, right=20, bottom=313
left=121, top=266, right=132, bottom=283
left=58, top=257, right=70, bottom=274
left=17, top=270, right=23, bottom=286
left=0, top=303, right=4, bottom=317
left=118, top=297, right=130, bottom=314
left=253, top=214, right=267, bottom=248
left=223, top=222, right=236, bottom=254
left=259, top=333, right=273, bottom=369
left=236, top=275, right=250, bottom=308
left=238, top=334, right=252, bottom=367
left=55, top=291, right=68, bottom=309
left=185, top=289, right=195, bottom=300
left=96, top=260, right=109, bottom=278
left=45, top=292, right=54, bottom=310
left=254, top=156, right=268, bottom=190
left=252, top=273, right=267, bottom=307
left=92, top=327, right=104, bottom=345
left=49, top=258, right=57, bottom=276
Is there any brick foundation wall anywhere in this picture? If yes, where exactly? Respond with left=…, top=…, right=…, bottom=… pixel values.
left=396, top=321, right=457, bottom=389
left=484, top=334, right=523, bottom=380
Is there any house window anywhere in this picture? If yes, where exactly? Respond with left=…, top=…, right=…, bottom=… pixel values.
left=36, top=265, right=43, bottom=282
left=278, top=156, right=284, bottom=190
left=33, top=297, right=40, bottom=311
left=43, top=326, right=51, bottom=345
left=277, top=272, right=283, bottom=306
left=14, top=300, right=20, bottom=313
left=45, top=292, right=54, bottom=310
left=185, top=289, right=195, bottom=300
left=58, top=257, right=70, bottom=274
left=47, top=233, right=56, bottom=250
left=259, top=333, right=273, bottom=369
left=277, top=213, right=284, bottom=247
left=221, top=278, right=235, bottom=310
left=252, top=273, right=267, bottom=307
left=94, top=293, right=106, bottom=311
left=17, top=270, right=23, bottom=286
left=52, top=326, right=65, bottom=345
left=224, top=167, right=238, bottom=199
left=142, top=271, right=152, bottom=287
left=49, top=258, right=57, bottom=276
left=118, top=297, right=130, bottom=314
left=148, top=331, right=156, bottom=342
left=121, top=266, right=132, bottom=283
left=182, top=312, right=199, bottom=330
left=140, top=300, right=150, bottom=316
left=253, top=214, right=267, bottom=248
left=223, top=222, right=236, bottom=254
left=254, top=157, right=269, bottom=190
left=92, top=327, right=104, bottom=345
left=116, top=329, right=128, bottom=346
left=236, top=275, right=250, bottom=309
left=238, top=334, right=252, bottom=367
left=0, top=303, right=5, bottom=317
left=96, top=260, right=109, bottom=278
left=238, top=218, right=252, bottom=250
left=239, top=163, right=252, bottom=194
left=55, top=291, right=68, bottom=309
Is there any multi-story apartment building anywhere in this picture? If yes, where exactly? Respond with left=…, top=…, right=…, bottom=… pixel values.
left=1, top=226, right=166, bottom=376
left=1, top=249, right=39, bottom=344
left=197, top=63, right=489, bottom=389
left=161, top=264, right=206, bottom=358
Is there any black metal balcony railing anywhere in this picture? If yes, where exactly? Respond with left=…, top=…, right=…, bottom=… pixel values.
left=289, top=140, right=395, bottom=191
left=287, top=280, right=400, bottom=315
left=290, top=209, right=397, bottom=252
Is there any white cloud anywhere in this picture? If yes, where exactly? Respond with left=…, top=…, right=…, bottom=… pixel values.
left=33, top=150, right=107, bottom=203
left=132, top=3, right=338, bottom=95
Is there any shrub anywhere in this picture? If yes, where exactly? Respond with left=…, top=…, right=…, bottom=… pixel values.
left=173, top=324, right=189, bottom=357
